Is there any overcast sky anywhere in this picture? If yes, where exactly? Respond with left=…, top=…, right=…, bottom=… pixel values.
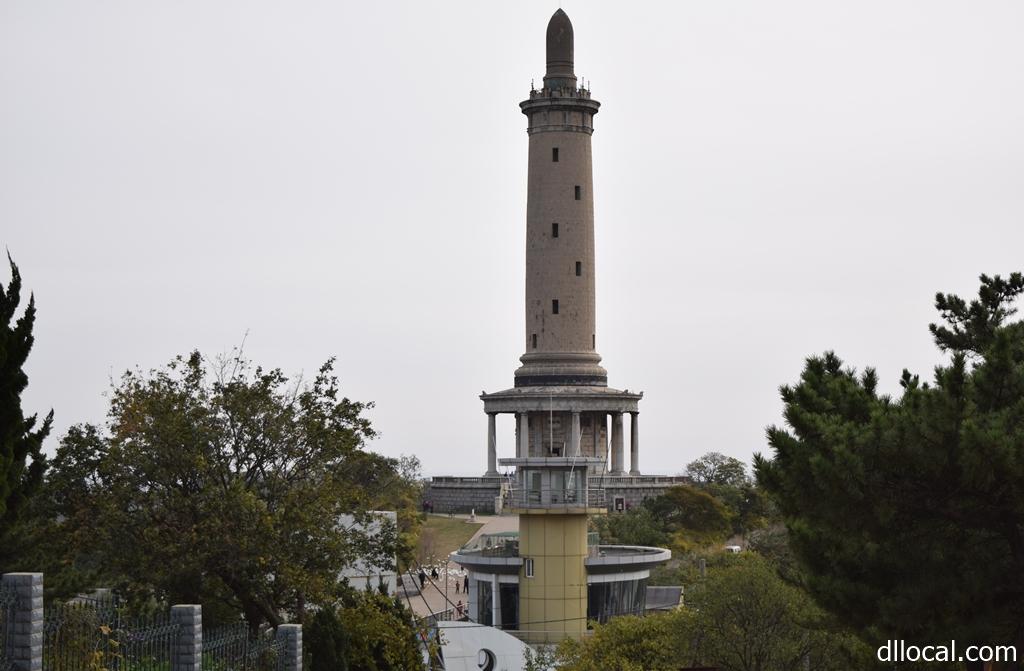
left=3, top=1, right=1023, bottom=477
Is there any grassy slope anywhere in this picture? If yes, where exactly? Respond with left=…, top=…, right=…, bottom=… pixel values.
left=415, top=515, right=484, bottom=566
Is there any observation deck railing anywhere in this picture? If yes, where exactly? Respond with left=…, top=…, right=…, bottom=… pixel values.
left=502, top=486, right=605, bottom=510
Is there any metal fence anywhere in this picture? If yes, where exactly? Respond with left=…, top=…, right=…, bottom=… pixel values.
left=43, top=598, right=179, bottom=671
left=1, top=584, right=17, bottom=671
left=202, top=623, right=283, bottom=671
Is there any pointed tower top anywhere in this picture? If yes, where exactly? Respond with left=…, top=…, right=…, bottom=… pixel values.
left=545, top=9, right=575, bottom=85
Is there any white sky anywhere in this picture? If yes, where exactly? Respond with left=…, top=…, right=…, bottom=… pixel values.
left=3, top=1, right=1023, bottom=477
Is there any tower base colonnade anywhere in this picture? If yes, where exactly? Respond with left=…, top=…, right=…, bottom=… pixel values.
left=480, top=386, right=642, bottom=476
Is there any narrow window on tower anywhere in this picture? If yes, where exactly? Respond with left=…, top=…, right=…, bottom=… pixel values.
left=552, top=147, right=559, bottom=162
left=576, top=261, right=582, bottom=276
left=552, top=223, right=559, bottom=238
left=531, top=333, right=538, bottom=349
left=525, top=558, right=535, bottom=578
left=593, top=334, right=596, bottom=348
left=552, top=300, right=559, bottom=315
left=575, top=185, right=581, bottom=200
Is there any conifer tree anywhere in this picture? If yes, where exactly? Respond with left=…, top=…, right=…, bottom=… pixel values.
left=0, top=255, right=52, bottom=551
left=756, top=273, right=1024, bottom=670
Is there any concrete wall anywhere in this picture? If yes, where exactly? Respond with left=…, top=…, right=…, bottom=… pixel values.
left=599, top=476, right=693, bottom=512
left=424, top=478, right=503, bottom=514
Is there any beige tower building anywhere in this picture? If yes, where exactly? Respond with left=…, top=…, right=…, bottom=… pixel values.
left=482, top=9, right=642, bottom=479
left=449, top=9, right=673, bottom=647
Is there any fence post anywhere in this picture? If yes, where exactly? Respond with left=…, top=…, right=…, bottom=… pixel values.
left=1, top=573, right=43, bottom=671
left=276, top=624, right=301, bottom=671
left=170, top=605, right=202, bottom=671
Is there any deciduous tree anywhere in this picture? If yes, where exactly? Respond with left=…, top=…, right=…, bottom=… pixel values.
left=42, top=351, right=416, bottom=632
left=685, top=451, right=749, bottom=488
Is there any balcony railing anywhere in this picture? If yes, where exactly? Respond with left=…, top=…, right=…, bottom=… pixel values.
left=458, top=532, right=520, bottom=558
left=502, top=487, right=605, bottom=509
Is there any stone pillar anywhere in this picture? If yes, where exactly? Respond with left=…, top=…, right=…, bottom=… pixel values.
left=491, top=574, right=501, bottom=629
left=629, top=412, right=640, bottom=475
left=611, top=412, right=625, bottom=475
left=276, top=624, right=302, bottom=671
left=605, top=414, right=612, bottom=470
left=170, top=605, right=201, bottom=671
left=592, top=414, right=604, bottom=466
left=2, top=573, right=43, bottom=671
left=518, top=412, right=529, bottom=458
left=485, top=413, right=498, bottom=476
left=534, top=416, right=544, bottom=456
left=569, top=412, right=581, bottom=457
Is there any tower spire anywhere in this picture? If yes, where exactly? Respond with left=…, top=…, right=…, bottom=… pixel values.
left=545, top=9, right=575, bottom=88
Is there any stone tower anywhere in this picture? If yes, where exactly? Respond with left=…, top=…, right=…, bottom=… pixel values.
left=515, top=8, right=605, bottom=388
left=481, top=9, right=643, bottom=481
left=445, top=10, right=677, bottom=646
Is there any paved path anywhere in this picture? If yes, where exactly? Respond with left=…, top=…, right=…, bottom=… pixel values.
left=404, top=513, right=519, bottom=619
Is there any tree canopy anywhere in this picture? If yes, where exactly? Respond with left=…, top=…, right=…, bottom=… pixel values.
left=33, top=351, right=420, bottom=631
left=557, top=553, right=871, bottom=671
left=685, top=451, right=750, bottom=488
left=593, top=484, right=733, bottom=553
left=306, top=590, right=429, bottom=671
left=0, top=255, right=51, bottom=567
left=756, top=273, right=1024, bottom=661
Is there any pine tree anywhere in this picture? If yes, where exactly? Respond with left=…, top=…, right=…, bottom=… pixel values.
left=0, top=255, right=52, bottom=554
left=756, top=273, right=1024, bottom=670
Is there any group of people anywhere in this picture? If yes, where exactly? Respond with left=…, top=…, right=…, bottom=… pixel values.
left=417, top=568, right=469, bottom=592
left=415, top=565, right=470, bottom=619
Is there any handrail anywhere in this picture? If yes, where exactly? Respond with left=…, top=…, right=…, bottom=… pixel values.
left=502, top=487, right=606, bottom=509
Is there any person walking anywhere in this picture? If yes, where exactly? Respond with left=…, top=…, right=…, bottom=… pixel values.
left=455, top=577, right=460, bottom=594
left=418, top=570, right=426, bottom=590
left=463, top=575, right=469, bottom=593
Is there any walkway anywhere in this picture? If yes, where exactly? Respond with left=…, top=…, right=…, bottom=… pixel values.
left=403, top=513, right=519, bottom=619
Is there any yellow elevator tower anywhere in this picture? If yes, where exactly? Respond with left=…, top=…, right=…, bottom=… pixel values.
left=502, top=455, right=606, bottom=644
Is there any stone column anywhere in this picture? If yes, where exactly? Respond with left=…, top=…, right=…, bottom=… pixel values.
left=276, top=624, right=302, bottom=671
left=2, top=573, right=43, bottom=671
left=629, top=412, right=640, bottom=475
left=518, top=412, right=529, bottom=458
left=491, top=574, right=501, bottom=629
left=598, top=413, right=606, bottom=473
left=485, top=413, right=498, bottom=476
left=170, top=605, right=201, bottom=671
left=592, top=414, right=604, bottom=467
left=569, top=412, right=581, bottom=457
left=611, top=412, right=625, bottom=475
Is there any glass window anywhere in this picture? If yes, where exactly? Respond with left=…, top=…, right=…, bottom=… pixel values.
left=587, top=578, right=648, bottom=623
left=499, top=583, right=519, bottom=630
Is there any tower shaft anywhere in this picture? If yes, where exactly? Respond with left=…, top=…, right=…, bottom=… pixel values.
left=515, top=15, right=605, bottom=388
